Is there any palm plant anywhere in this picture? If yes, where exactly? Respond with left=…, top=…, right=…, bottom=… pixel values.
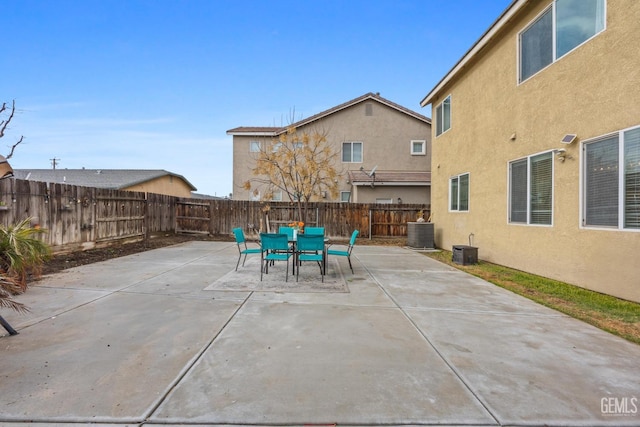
left=0, top=217, right=51, bottom=295
left=0, top=274, right=27, bottom=313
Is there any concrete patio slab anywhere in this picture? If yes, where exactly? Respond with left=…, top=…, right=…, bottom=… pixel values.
left=407, top=309, right=640, bottom=426
left=1, top=290, right=242, bottom=423
left=1, top=241, right=639, bottom=426
left=2, top=285, right=110, bottom=330
left=372, top=267, right=557, bottom=314
left=32, top=259, right=188, bottom=291
left=150, top=301, right=495, bottom=425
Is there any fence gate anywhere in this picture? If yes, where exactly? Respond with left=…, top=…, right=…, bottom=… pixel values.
left=95, top=190, right=146, bottom=242
left=176, top=200, right=211, bottom=234
left=369, top=207, right=425, bottom=238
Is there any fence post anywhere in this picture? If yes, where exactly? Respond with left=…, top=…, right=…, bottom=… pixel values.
left=144, top=192, right=149, bottom=242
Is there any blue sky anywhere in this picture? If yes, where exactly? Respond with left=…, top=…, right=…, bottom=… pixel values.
left=2, top=0, right=512, bottom=197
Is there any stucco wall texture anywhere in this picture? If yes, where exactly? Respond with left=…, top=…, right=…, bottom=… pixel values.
left=233, top=100, right=431, bottom=203
left=429, top=1, right=640, bottom=301
left=126, top=175, right=194, bottom=198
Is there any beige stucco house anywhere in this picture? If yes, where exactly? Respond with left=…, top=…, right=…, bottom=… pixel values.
left=421, top=0, right=640, bottom=302
left=228, top=92, right=432, bottom=204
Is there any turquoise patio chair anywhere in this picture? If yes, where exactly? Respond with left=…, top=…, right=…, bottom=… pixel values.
left=277, top=226, right=296, bottom=256
left=300, top=226, right=324, bottom=256
left=327, top=229, right=359, bottom=274
left=232, top=227, right=261, bottom=271
left=260, top=233, right=292, bottom=282
left=304, top=226, right=325, bottom=236
left=278, top=226, right=295, bottom=241
left=295, top=234, right=325, bottom=282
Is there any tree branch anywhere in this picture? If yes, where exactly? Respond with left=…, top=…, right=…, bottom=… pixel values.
left=0, top=100, right=24, bottom=158
left=6, top=135, right=24, bottom=159
left=0, top=100, right=16, bottom=139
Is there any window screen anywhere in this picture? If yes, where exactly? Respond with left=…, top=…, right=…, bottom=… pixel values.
left=585, top=136, right=619, bottom=227
left=450, top=173, right=469, bottom=212
left=450, top=177, right=459, bottom=211
left=519, top=0, right=605, bottom=82
left=412, top=140, right=425, bottom=154
left=249, top=141, right=260, bottom=152
left=436, top=96, right=451, bottom=136
left=459, top=173, right=469, bottom=211
left=509, top=153, right=553, bottom=225
left=556, top=0, right=605, bottom=58
left=624, top=128, right=640, bottom=228
left=342, top=142, right=362, bottom=163
left=529, top=152, right=553, bottom=225
left=520, top=8, right=553, bottom=82
left=510, top=159, right=528, bottom=223
left=584, top=127, right=640, bottom=230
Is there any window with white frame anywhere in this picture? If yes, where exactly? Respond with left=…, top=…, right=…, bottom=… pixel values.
left=411, top=140, right=426, bottom=155
left=583, top=125, right=640, bottom=230
left=435, top=95, right=451, bottom=136
left=450, top=173, right=469, bottom=211
left=271, top=191, right=283, bottom=201
left=342, top=141, right=363, bottom=163
left=519, top=0, right=605, bottom=83
left=249, top=141, right=261, bottom=152
left=249, top=189, right=261, bottom=201
left=340, top=191, right=351, bottom=202
left=509, top=152, right=553, bottom=225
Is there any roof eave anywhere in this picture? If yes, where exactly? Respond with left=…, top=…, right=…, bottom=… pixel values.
left=351, top=181, right=430, bottom=187
left=420, top=0, right=527, bottom=107
left=289, top=93, right=431, bottom=130
left=164, top=171, right=198, bottom=191
left=226, top=130, right=280, bottom=136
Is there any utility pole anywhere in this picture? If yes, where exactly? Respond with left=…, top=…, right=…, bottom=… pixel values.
left=50, top=157, right=60, bottom=170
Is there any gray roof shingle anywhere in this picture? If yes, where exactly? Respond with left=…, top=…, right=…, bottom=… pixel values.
left=12, top=169, right=197, bottom=191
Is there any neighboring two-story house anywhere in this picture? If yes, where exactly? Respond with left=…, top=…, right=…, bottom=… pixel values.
left=421, top=0, right=640, bottom=302
left=228, top=92, right=432, bottom=204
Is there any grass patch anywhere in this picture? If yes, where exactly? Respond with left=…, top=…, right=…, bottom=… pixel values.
left=423, top=250, right=640, bottom=345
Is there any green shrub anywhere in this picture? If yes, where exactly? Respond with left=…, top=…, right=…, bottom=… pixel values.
left=0, top=217, right=51, bottom=299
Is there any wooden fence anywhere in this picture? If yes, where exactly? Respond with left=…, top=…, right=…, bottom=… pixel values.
left=175, top=199, right=429, bottom=240
left=0, top=179, right=429, bottom=253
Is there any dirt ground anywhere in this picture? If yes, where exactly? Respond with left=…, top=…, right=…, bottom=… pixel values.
left=39, top=233, right=407, bottom=278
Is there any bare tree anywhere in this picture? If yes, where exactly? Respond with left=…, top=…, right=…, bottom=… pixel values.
left=244, top=125, right=341, bottom=223
left=0, top=100, right=24, bottom=159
